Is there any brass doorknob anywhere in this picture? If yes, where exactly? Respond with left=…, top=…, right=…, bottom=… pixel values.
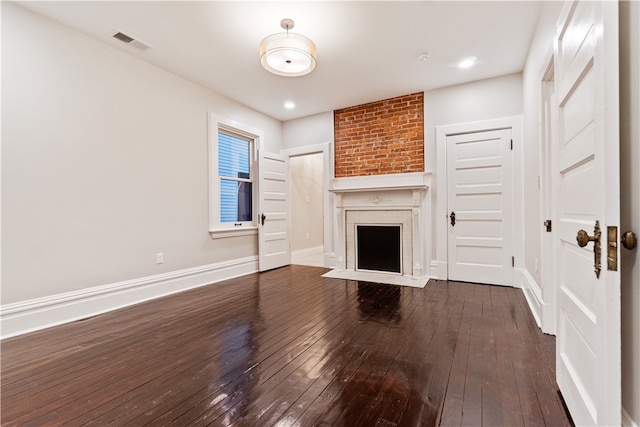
left=621, top=231, right=637, bottom=250
left=577, top=229, right=600, bottom=247
left=577, top=221, right=602, bottom=278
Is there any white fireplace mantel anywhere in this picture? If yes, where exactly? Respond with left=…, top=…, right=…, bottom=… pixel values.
left=328, top=172, right=432, bottom=282
left=330, top=172, right=431, bottom=193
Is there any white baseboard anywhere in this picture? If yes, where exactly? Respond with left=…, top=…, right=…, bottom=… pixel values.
left=0, top=256, right=258, bottom=340
left=623, top=407, right=639, bottom=427
left=520, top=269, right=543, bottom=329
left=291, top=245, right=323, bottom=257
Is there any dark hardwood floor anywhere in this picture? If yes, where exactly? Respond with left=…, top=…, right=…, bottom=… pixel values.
left=0, top=265, right=571, bottom=426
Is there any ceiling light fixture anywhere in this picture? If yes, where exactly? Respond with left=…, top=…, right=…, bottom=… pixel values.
left=260, top=19, right=317, bottom=77
left=284, top=101, right=295, bottom=109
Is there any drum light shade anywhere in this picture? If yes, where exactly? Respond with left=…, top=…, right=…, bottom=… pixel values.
left=260, top=19, right=317, bottom=77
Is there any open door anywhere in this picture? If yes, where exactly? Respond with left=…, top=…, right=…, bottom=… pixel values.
left=553, top=1, right=621, bottom=425
left=258, top=151, right=290, bottom=272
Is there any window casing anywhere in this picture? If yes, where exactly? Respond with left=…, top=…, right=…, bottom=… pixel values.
left=209, top=115, right=262, bottom=238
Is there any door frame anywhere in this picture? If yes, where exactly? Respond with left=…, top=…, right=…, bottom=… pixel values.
left=539, top=51, right=558, bottom=335
left=282, top=142, right=333, bottom=268
left=445, top=128, right=514, bottom=286
left=435, top=116, right=524, bottom=283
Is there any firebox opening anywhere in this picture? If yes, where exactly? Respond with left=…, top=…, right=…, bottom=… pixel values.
left=356, top=224, right=402, bottom=274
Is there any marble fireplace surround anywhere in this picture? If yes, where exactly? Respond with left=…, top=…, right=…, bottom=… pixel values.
left=324, top=172, right=431, bottom=287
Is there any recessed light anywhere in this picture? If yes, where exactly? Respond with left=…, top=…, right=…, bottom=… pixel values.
left=284, top=101, right=295, bottom=109
left=458, top=57, right=476, bottom=69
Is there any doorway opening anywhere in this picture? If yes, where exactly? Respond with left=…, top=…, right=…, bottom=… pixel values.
left=290, top=152, right=324, bottom=267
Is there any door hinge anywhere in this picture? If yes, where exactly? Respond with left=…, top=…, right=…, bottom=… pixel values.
left=510, top=139, right=513, bottom=150
left=512, top=256, right=515, bottom=267
left=544, top=219, right=552, bottom=232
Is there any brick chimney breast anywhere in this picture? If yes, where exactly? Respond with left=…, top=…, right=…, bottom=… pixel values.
left=334, top=92, right=424, bottom=178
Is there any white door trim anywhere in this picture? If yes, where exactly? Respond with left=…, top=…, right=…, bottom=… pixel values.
left=539, top=51, right=558, bottom=335
left=435, top=116, right=524, bottom=283
left=282, top=142, right=333, bottom=268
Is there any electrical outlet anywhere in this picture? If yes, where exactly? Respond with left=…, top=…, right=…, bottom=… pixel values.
left=306, top=233, right=310, bottom=239
left=156, top=252, right=164, bottom=264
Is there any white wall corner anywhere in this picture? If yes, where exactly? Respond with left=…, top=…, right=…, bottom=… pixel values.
left=520, top=268, right=543, bottom=329
left=622, top=407, right=639, bottom=427
left=0, top=256, right=258, bottom=340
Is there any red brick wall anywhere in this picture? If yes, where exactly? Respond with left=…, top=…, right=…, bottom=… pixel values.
left=334, top=92, right=424, bottom=177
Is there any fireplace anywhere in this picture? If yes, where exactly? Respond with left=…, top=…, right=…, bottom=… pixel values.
left=356, top=224, right=402, bottom=274
left=346, top=210, right=413, bottom=275
left=324, top=172, right=432, bottom=287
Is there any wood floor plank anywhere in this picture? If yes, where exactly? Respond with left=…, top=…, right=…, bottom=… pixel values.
left=234, top=284, right=413, bottom=425
left=393, top=280, right=463, bottom=427
left=342, top=291, right=425, bottom=426
left=459, top=284, right=485, bottom=426
left=507, top=288, right=571, bottom=426
left=268, top=286, right=405, bottom=426
left=490, top=285, right=526, bottom=427
left=99, top=275, right=355, bottom=426
left=305, top=284, right=423, bottom=426
left=0, top=266, right=572, bottom=427
left=479, top=284, right=504, bottom=427
left=437, top=282, right=476, bottom=426
left=169, top=285, right=366, bottom=425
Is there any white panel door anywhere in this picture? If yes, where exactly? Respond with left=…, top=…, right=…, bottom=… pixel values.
left=447, top=128, right=513, bottom=285
left=553, top=1, right=620, bottom=425
left=258, top=151, right=290, bottom=272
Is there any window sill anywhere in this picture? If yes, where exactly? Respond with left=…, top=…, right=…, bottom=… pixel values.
left=209, top=227, right=258, bottom=239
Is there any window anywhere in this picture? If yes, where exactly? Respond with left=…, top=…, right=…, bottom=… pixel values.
left=218, top=132, right=253, bottom=223
left=209, top=114, right=263, bottom=238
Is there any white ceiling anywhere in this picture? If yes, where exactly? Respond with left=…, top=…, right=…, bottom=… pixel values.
left=16, top=1, right=541, bottom=122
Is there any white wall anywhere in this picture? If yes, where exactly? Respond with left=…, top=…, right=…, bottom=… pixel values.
left=521, top=1, right=563, bottom=305
left=282, top=112, right=334, bottom=150
left=1, top=3, right=283, bottom=304
left=290, top=153, right=324, bottom=251
left=424, top=73, right=524, bottom=267
left=620, top=1, right=640, bottom=424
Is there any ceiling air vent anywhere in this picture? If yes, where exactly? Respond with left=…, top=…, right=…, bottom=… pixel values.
left=111, top=31, right=150, bottom=51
